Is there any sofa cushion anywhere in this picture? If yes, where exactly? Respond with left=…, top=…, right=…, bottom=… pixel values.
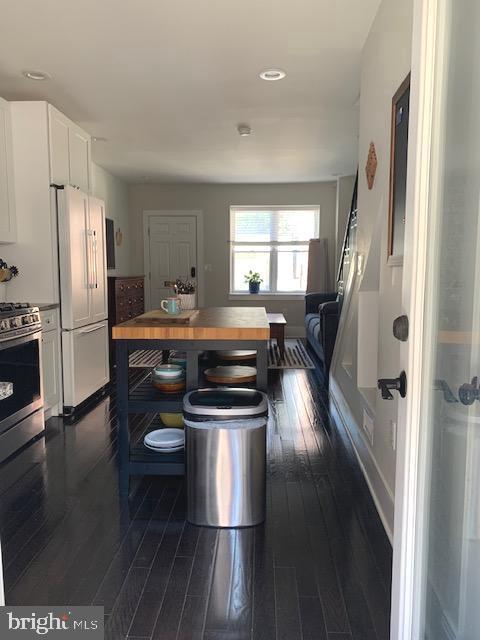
left=305, top=313, right=319, bottom=332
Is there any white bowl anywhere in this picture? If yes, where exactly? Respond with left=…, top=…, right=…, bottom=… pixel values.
left=152, top=364, right=184, bottom=379
left=144, top=428, right=184, bottom=449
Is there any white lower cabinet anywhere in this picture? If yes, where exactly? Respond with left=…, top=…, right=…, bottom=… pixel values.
left=62, top=321, right=109, bottom=409
left=41, top=329, right=61, bottom=416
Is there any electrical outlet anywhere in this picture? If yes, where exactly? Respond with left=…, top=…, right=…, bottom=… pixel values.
left=363, top=409, right=374, bottom=446
left=390, top=420, right=397, bottom=450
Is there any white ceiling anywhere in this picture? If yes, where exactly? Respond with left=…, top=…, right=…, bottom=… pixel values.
left=0, top=0, right=380, bottom=183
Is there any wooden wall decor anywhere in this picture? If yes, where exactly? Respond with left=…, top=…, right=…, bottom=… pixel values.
left=388, top=73, right=411, bottom=260
left=365, top=142, right=378, bottom=190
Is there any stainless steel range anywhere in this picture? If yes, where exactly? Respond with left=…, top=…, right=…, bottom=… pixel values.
left=0, top=303, right=44, bottom=463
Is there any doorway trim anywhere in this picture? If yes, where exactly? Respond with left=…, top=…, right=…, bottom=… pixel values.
left=390, top=0, right=443, bottom=637
left=142, top=210, right=205, bottom=311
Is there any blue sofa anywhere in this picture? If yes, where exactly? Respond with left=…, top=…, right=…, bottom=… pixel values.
left=305, top=292, right=340, bottom=377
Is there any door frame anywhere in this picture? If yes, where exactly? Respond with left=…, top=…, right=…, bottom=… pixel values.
left=142, top=210, right=205, bottom=311
left=390, top=0, right=445, bottom=637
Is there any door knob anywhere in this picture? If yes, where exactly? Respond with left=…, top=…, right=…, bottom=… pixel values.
left=378, top=371, right=407, bottom=400
left=191, top=266, right=196, bottom=278
left=458, top=376, right=479, bottom=405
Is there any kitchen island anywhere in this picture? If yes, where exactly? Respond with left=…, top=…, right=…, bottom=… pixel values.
left=112, top=306, right=270, bottom=495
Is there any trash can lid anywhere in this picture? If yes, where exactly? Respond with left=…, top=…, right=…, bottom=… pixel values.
left=183, top=388, right=268, bottom=420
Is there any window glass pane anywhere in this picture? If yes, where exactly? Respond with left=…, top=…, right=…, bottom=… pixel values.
left=276, top=210, right=318, bottom=242
left=233, top=211, right=273, bottom=242
left=276, top=245, right=308, bottom=291
left=232, top=246, right=270, bottom=291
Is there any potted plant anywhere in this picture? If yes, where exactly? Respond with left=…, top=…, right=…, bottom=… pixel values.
left=244, top=271, right=263, bottom=294
left=175, top=279, right=197, bottom=310
left=0, top=259, right=19, bottom=302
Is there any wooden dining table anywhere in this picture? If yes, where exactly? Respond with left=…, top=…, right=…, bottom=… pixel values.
left=112, top=306, right=270, bottom=494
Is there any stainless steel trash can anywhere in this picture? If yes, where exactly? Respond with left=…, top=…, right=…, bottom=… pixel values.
left=183, top=388, right=268, bottom=528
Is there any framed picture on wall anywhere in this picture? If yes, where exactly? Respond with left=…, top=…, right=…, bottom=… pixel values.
left=388, top=73, right=411, bottom=263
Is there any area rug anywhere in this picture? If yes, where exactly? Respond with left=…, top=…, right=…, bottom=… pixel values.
left=129, top=349, right=165, bottom=368
left=268, top=339, right=315, bottom=369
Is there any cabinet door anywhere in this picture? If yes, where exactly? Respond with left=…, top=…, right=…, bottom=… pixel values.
left=0, top=97, right=16, bottom=243
left=58, top=186, right=91, bottom=329
left=48, top=105, right=70, bottom=186
left=88, top=197, right=107, bottom=321
left=69, top=125, right=91, bottom=193
left=62, top=322, right=109, bottom=408
left=41, top=330, right=60, bottom=411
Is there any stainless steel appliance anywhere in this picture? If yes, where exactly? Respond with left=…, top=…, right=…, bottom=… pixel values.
left=0, top=303, right=44, bottom=463
left=183, top=388, right=268, bottom=528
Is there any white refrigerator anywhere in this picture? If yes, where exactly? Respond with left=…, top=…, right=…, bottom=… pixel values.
left=55, top=185, right=109, bottom=411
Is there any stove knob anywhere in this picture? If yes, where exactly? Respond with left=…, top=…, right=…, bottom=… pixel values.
left=22, top=315, right=30, bottom=325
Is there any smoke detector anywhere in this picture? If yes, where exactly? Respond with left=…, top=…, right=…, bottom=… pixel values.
left=237, top=124, right=252, bottom=137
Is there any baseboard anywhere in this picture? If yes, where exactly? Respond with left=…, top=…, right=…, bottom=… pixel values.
left=286, top=325, right=306, bottom=338
left=329, top=376, right=394, bottom=542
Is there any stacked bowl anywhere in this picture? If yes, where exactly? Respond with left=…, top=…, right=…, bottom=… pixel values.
left=143, top=428, right=184, bottom=453
left=152, top=364, right=185, bottom=393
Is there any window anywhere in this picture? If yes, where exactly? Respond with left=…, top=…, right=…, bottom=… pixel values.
left=230, top=206, right=320, bottom=294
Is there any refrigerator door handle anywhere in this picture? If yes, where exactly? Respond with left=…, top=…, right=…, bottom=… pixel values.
left=86, top=229, right=95, bottom=289
left=79, top=324, right=105, bottom=335
left=92, top=229, right=98, bottom=289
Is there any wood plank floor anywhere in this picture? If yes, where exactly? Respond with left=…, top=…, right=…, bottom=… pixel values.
left=0, top=369, right=392, bottom=640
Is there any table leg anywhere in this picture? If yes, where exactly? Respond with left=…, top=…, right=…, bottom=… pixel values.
left=256, top=342, right=268, bottom=391
left=116, top=341, right=130, bottom=498
left=186, top=350, right=200, bottom=390
left=278, top=327, right=286, bottom=359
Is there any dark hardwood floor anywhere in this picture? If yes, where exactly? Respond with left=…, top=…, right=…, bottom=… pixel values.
left=0, top=368, right=392, bottom=640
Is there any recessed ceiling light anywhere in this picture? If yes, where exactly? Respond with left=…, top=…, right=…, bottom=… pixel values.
left=22, top=70, right=50, bottom=81
left=259, top=68, right=286, bottom=81
left=92, top=136, right=107, bottom=142
left=237, top=123, right=252, bottom=137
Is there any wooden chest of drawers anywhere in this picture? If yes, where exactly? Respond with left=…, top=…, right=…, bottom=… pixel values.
left=108, top=276, right=145, bottom=367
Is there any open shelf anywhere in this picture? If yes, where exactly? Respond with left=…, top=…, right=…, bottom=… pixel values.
left=129, top=416, right=185, bottom=475
left=128, top=373, right=185, bottom=412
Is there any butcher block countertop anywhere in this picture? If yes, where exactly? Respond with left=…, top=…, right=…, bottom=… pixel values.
left=112, top=306, right=270, bottom=341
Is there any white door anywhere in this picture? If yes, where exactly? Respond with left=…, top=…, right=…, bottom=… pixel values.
left=145, top=215, right=197, bottom=310
left=392, top=0, right=480, bottom=637
left=89, top=197, right=108, bottom=322
left=58, top=186, right=91, bottom=329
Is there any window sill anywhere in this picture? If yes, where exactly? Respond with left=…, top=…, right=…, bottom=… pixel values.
left=229, top=293, right=305, bottom=301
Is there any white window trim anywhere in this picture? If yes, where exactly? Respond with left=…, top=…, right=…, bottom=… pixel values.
left=229, top=205, right=320, bottom=295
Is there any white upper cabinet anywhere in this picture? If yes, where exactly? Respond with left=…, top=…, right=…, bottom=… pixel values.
left=68, top=124, right=91, bottom=193
left=48, top=104, right=91, bottom=192
left=0, top=97, right=16, bottom=243
left=48, top=105, right=70, bottom=186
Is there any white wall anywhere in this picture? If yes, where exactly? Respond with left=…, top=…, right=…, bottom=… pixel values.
left=330, top=0, right=413, bottom=538
left=129, top=181, right=337, bottom=333
left=91, top=164, right=133, bottom=277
